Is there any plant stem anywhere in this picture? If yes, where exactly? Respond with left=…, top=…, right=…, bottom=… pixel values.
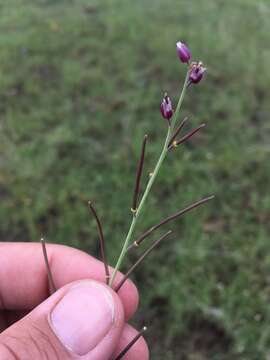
left=168, top=123, right=206, bottom=150
left=109, top=69, right=189, bottom=287
left=128, top=195, right=214, bottom=252
left=88, top=201, right=110, bottom=284
left=40, top=238, right=56, bottom=294
left=171, top=70, right=190, bottom=129
left=115, top=230, right=172, bottom=292
left=132, top=134, right=148, bottom=212
left=168, top=116, right=188, bottom=148
left=115, top=326, right=147, bottom=360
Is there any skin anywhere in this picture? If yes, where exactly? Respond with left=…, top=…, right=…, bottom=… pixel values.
left=0, top=242, right=149, bottom=359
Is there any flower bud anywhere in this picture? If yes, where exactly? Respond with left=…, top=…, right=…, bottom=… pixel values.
left=188, top=61, right=206, bottom=85
left=160, top=94, right=173, bottom=121
left=176, top=41, right=191, bottom=63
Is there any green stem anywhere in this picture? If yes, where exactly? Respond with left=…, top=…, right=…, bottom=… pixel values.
left=172, top=70, right=189, bottom=129
left=109, top=69, right=189, bottom=287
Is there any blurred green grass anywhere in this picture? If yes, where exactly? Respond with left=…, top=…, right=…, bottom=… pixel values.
left=1, top=0, right=270, bottom=358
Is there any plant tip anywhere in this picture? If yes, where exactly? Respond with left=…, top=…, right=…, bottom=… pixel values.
left=176, top=41, right=192, bottom=63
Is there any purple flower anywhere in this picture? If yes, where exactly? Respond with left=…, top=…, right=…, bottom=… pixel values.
left=188, top=61, right=206, bottom=85
left=176, top=41, right=191, bottom=63
left=160, top=93, right=173, bottom=121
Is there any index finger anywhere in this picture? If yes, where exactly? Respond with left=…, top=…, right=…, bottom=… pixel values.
left=0, top=242, right=138, bottom=320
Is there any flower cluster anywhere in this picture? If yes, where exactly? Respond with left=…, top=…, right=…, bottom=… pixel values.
left=161, top=41, right=206, bottom=121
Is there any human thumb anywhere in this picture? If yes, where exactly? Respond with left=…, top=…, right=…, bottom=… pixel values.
left=0, top=280, right=125, bottom=360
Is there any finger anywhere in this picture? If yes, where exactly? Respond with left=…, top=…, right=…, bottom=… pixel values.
left=113, top=324, right=149, bottom=360
left=0, top=242, right=138, bottom=319
left=0, top=309, right=29, bottom=331
left=0, top=280, right=125, bottom=360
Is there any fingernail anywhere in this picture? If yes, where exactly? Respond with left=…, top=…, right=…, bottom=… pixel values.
left=50, top=281, right=115, bottom=356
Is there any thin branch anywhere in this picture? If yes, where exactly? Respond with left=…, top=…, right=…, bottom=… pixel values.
left=132, top=134, right=148, bottom=214
left=168, top=123, right=206, bottom=150
left=115, top=230, right=172, bottom=292
left=40, top=238, right=56, bottom=294
left=168, top=116, right=188, bottom=148
left=114, top=326, right=147, bottom=360
left=128, top=195, right=214, bottom=252
left=109, top=69, right=190, bottom=287
left=88, top=201, right=110, bottom=284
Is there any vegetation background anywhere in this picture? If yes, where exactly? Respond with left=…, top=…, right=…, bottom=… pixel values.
left=1, top=0, right=270, bottom=358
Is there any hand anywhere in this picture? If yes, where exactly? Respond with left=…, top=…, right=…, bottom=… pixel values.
left=0, top=242, right=149, bottom=359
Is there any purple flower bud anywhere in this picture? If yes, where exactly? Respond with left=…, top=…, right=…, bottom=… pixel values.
left=160, top=94, right=173, bottom=121
left=188, top=61, right=207, bottom=85
left=176, top=41, right=191, bottom=63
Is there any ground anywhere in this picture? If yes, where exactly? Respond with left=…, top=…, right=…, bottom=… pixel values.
left=1, top=0, right=270, bottom=358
